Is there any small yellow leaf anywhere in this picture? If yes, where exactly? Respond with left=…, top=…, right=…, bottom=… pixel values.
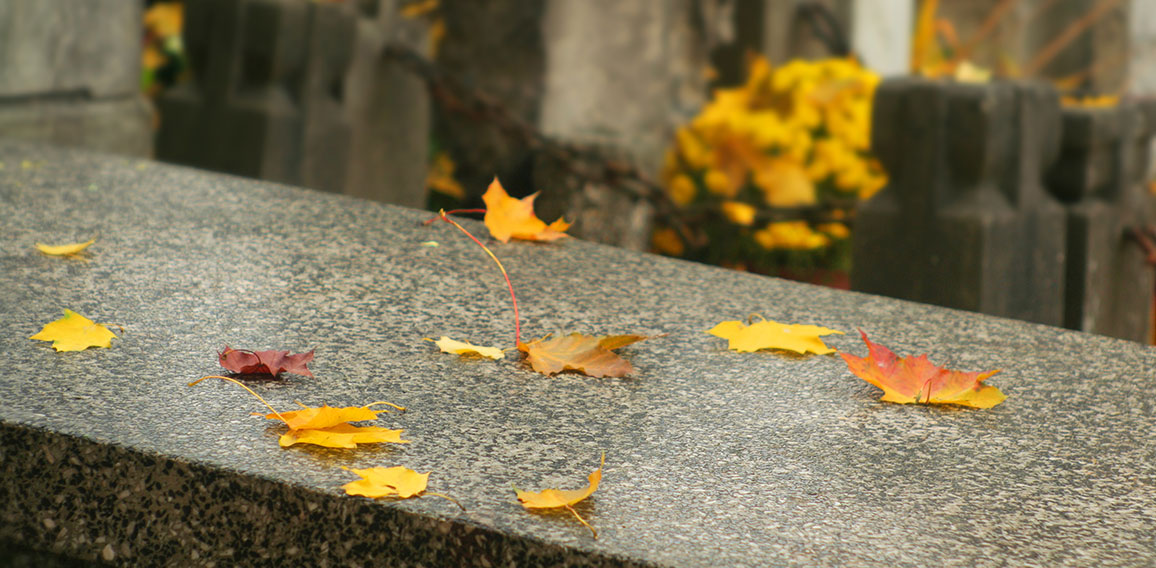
left=343, top=466, right=430, bottom=498
left=516, top=454, right=605, bottom=538
left=430, top=336, right=504, bottom=360
left=516, top=454, right=604, bottom=509
left=35, top=238, right=96, bottom=256
left=708, top=317, right=843, bottom=355
left=278, top=424, right=410, bottom=448
left=30, top=309, right=117, bottom=352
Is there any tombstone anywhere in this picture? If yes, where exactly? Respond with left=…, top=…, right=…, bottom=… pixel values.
left=0, top=0, right=152, bottom=157
left=853, top=78, right=1067, bottom=327
left=1045, top=101, right=1156, bottom=341
left=156, top=0, right=357, bottom=194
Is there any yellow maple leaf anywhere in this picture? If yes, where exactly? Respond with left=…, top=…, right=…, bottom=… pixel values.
left=278, top=423, right=409, bottom=449
left=518, top=333, right=647, bottom=377
left=261, top=402, right=398, bottom=430
left=257, top=401, right=409, bottom=448
left=35, top=238, right=96, bottom=256
left=30, top=309, right=117, bottom=352
left=343, top=465, right=466, bottom=509
left=482, top=178, right=569, bottom=243
left=516, top=454, right=605, bottom=538
left=427, top=336, right=504, bottom=360
left=344, top=466, right=430, bottom=498
left=708, top=316, right=843, bottom=355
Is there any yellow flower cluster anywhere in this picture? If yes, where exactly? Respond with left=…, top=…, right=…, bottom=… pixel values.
left=662, top=55, right=887, bottom=217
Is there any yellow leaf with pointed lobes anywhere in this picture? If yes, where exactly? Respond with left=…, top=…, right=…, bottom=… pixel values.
left=708, top=318, right=843, bottom=355
left=482, top=178, right=569, bottom=243
left=30, top=309, right=117, bottom=351
left=343, top=466, right=430, bottom=498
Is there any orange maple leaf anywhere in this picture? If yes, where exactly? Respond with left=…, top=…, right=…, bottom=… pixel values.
left=482, top=178, right=569, bottom=243
left=518, top=334, right=646, bottom=377
left=516, top=453, right=604, bottom=538
left=840, top=331, right=1006, bottom=408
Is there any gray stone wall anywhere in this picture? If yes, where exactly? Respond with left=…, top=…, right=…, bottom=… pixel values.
left=854, top=78, right=1068, bottom=328
left=854, top=77, right=1156, bottom=341
left=0, top=0, right=152, bottom=157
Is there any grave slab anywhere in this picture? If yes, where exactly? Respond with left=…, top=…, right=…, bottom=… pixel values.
left=0, top=141, right=1154, bottom=567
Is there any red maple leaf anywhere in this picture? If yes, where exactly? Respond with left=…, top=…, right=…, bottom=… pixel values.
left=218, top=346, right=315, bottom=378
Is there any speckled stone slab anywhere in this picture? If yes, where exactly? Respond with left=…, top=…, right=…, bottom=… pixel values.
left=1, top=141, right=1154, bottom=567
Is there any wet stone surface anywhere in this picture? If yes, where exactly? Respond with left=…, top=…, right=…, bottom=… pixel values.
left=0, top=141, right=1154, bottom=566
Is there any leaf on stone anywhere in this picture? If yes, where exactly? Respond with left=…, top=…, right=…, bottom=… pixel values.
left=30, top=309, right=117, bottom=352
left=277, top=423, right=409, bottom=449
left=219, top=345, right=314, bottom=378
left=482, top=178, right=569, bottom=243
left=708, top=316, right=843, bottom=355
left=35, top=238, right=96, bottom=256
left=518, top=333, right=647, bottom=377
left=343, top=466, right=430, bottom=498
left=428, top=336, right=504, bottom=360
left=260, top=401, right=409, bottom=448
left=840, top=331, right=1006, bottom=409
left=516, top=453, right=605, bottom=538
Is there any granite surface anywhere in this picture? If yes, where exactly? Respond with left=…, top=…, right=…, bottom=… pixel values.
left=0, top=140, right=1154, bottom=567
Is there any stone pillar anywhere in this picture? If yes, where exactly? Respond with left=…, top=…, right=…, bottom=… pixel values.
left=853, top=78, right=1067, bottom=327
left=156, top=0, right=356, bottom=193
left=343, top=0, right=431, bottom=209
left=0, top=0, right=152, bottom=157
left=532, top=0, right=708, bottom=249
left=1045, top=101, right=1156, bottom=341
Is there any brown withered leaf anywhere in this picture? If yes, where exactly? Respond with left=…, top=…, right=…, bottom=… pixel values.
left=517, top=333, right=647, bottom=378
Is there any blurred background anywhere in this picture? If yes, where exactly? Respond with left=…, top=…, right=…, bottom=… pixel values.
left=3, top=0, right=1155, bottom=341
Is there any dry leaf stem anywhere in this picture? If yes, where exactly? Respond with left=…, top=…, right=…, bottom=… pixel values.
left=434, top=209, right=523, bottom=346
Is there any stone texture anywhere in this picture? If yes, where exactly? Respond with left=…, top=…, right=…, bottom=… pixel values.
left=1045, top=102, right=1156, bottom=341
left=854, top=78, right=1068, bottom=327
left=2, top=141, right=1155, bottom=566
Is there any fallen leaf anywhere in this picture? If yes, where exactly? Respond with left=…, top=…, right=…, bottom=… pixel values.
left=261, top=402, right=395, bottom=430
left=428, top=336, right=504, bottom=360
left=518, top=333, right=646, bottom=377
left=30, top=309, right=117, bottom=351
left=35, top=238, right=96, bottom=256
left=516, top=453, right=605, bottom=538
left=708, top=316, right=843, bottom=355
left=482, top=178, right=569, bottom=243
left=277, top=423, right=409, bottom=449
left=219, top=346, right=314, bottom=378
left=190, top=375, right=409, bottom=450
left=260, top=402, right=409, bottom=448
left=840, top=331, right=1006, bottom=408
left=343, top=466, right=430, bottom=498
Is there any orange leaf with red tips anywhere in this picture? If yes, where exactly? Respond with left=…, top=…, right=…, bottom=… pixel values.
left=518, top=333, right=647, bottom=377
left=482, top=178, right=569, bottom=243
left=840, top=331, right=1006, bottom=408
